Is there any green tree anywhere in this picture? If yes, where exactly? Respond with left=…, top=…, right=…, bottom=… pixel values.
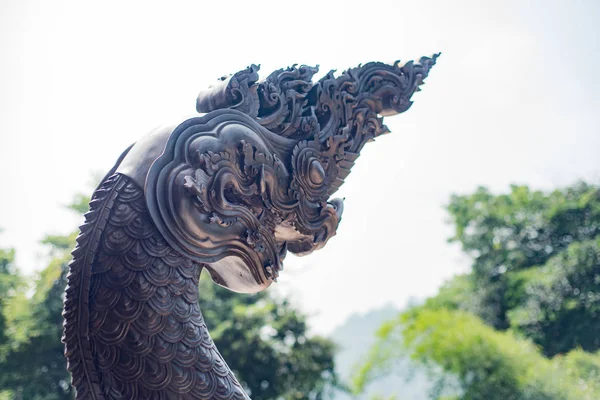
left=0, top=230, right=78, bottom=399
left=0, top=243, right=22, bottom=400
left=0, top=244, right=19, bottom=358
left=201, top=278, right=337, bottom=400
left=446, top=183, right=600, bottom=330
left=353, top=308, right=599, bottom=400
left=352, top=182, right=600, bottom=399
left=507, top=238, right=600, bottom=356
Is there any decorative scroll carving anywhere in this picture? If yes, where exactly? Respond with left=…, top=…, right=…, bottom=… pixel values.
left=63, top=55, right=438, bottom=399
left=197, top=55, right=438, bottom=198
left=144, top=111, right=344, bottom=290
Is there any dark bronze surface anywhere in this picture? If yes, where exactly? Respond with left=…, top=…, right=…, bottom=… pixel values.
left=62, top=56, right=438, bottom=399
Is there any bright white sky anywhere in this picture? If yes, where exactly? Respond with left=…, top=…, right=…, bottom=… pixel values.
left=1, top=0, right=599, bottom=335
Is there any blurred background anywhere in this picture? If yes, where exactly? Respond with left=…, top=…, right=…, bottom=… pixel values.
left=1, top=0, right=599, bottom=399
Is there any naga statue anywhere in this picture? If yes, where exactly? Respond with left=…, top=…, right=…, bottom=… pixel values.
left=62, top=54, right=439, bottom=399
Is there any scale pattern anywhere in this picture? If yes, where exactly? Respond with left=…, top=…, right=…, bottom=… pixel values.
left=64, top=173, right=249, bottom=399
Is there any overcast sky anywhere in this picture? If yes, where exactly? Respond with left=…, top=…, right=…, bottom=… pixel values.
left=1, top=0, right=599, bottom=334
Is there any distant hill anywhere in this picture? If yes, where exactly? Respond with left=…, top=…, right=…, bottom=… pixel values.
left=329, top=305, right=433, bottom=400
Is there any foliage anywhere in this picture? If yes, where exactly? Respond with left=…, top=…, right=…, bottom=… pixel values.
left=444, top=182, right=600, bottom=354
left=403, top=309, right=599, bottom=399
left=353, top=308, right=600, bottom=400
left=350, top=316, right=406, bottom=395
left=200, top=276, right=338, bottom=400
left=507, top=238, right=600, bottom=356
left=0, top=195, right=337, bottom=399
left=419, top=274, right=474, bottom=312
left=447, top=183, right=600, bottom=329
left=0, top=214, right=80, bottom=399
left=352, top=181, right=600, bottom=400
left=0, top=246, right=19, bottom=359
left=0, top=245, right=21, bottom=400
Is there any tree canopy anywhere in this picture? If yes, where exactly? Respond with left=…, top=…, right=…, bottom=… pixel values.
left=353, top=182, right=600, bottom=400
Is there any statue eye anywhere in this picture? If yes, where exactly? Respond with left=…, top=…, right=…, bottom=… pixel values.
left=308, top=159, right=326, bottom=186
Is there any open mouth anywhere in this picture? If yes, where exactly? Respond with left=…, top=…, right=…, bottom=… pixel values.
left=268, top=197, right=344, bottom=281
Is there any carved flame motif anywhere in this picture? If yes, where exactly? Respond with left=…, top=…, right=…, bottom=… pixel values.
left=145, top=112, right=342, bottom=289
left=184, top=55, right=438, bottom=268
left=145, top=56, right=439, bottom=291
left=197, top=55, right=439, bottom=199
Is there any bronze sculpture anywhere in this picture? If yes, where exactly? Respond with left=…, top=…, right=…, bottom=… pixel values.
left=62, top=55, right=439, bottom=399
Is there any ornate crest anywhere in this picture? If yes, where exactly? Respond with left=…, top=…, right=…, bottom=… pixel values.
left=146, top=55, right=439, bottom=292
left=63, top=56, right=439, bottom=399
